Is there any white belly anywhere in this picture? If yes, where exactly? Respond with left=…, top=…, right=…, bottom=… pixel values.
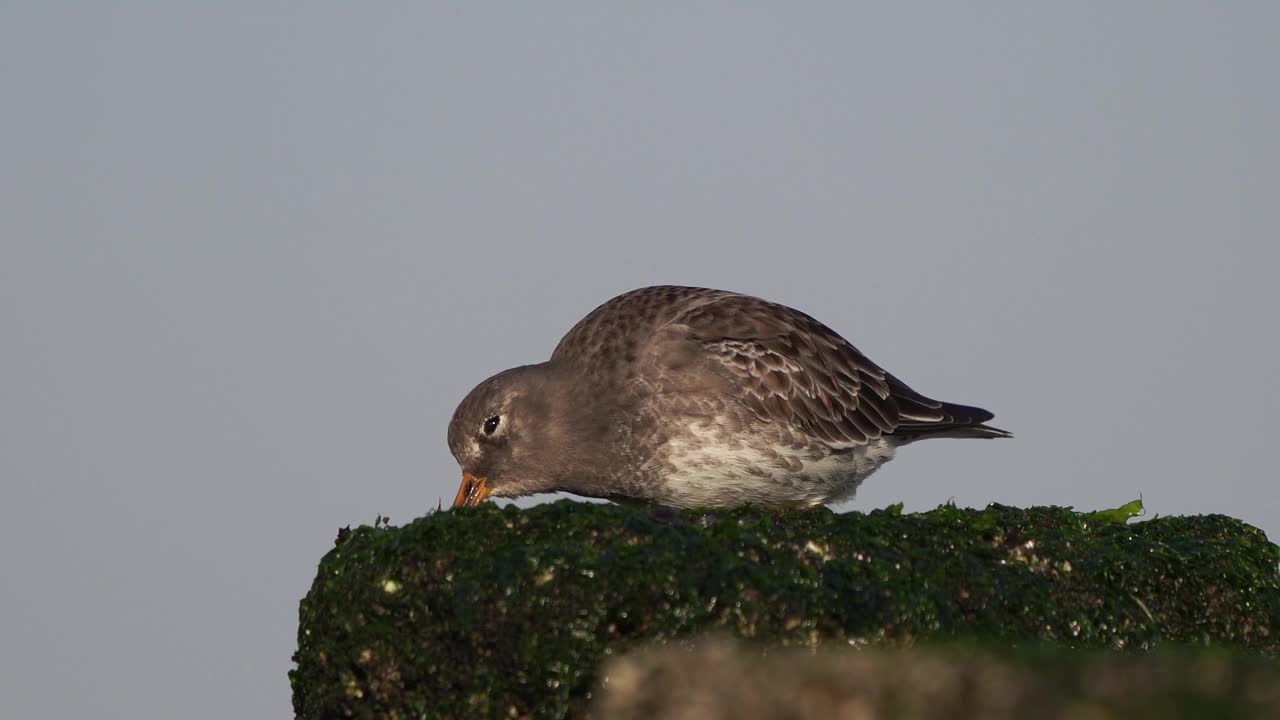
left=653, top=425, right=898, bottom=508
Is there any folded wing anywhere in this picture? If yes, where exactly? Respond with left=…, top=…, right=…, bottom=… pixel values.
left=675, top=295, right=1007, bottom=447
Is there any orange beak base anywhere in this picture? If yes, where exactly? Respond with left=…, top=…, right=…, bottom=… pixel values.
left=453, top=472, right=492, bottom=507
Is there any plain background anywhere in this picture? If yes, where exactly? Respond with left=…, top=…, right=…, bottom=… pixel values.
left=3, top=4, right=1278, bottom=717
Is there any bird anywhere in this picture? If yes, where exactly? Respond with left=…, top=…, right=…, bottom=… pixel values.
left=447, top=285, right=1009, bottom=509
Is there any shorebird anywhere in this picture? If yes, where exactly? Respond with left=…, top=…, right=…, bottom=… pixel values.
left=448, top=286, right=1008, bottom=509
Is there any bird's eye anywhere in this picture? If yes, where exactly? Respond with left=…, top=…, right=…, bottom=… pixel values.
left=482, top=415, right=501, bottom=436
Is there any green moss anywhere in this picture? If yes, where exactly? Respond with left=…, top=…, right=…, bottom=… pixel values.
left=290, top=502, right=1280, bottom=719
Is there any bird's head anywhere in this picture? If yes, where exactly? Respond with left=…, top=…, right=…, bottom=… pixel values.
left=446, top=364, right=566, bottom=507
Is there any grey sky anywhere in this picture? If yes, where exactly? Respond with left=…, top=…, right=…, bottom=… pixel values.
left=3, top=4, right=1278, bottom=718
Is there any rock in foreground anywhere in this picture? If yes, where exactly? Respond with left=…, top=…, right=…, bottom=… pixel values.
left=290, top=501, right=1280, bottom=719
left=594, top=636, right=1280, bottom=719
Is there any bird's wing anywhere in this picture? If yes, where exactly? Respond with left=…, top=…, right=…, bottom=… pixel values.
left=668, top=294, right=996, bottom=447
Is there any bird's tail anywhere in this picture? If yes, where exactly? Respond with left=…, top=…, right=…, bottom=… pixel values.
left=918, top=422, right=1013, bottom=440
left=893, top=397, right=1012, bottom=442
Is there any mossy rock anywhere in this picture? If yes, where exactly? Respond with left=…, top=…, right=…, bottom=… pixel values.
left=290, top=501, right=1280, bottom=719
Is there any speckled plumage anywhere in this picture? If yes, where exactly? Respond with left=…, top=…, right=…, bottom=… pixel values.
left=448, top=286, right=1009, bottom=508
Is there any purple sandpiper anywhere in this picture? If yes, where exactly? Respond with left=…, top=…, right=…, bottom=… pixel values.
left=448, top=286, right=1009, bottom=508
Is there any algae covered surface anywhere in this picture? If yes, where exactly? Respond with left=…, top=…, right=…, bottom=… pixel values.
left=290, top=501, right=1280, bottom=719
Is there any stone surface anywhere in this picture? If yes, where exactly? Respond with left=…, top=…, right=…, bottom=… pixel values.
left=592, top=636, right=1280, bottom=719
left=290, top=501, right=1280, bottom=719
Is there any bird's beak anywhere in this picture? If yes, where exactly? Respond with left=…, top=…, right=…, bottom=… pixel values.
left=453, top=472, right=492, bottom=507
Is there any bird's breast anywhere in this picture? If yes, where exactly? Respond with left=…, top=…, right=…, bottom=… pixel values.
left=639, top=420, right=898, bottom=508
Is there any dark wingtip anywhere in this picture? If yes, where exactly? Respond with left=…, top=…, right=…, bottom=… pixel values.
left=941, top=401, right=995, bottom=426
left=971, top=423, right=1013, bottom=439
left=893, top=397, right=1012, bottom=440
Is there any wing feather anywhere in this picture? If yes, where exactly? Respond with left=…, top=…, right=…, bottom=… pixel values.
left=670, top=293, right=1003, bottom=446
